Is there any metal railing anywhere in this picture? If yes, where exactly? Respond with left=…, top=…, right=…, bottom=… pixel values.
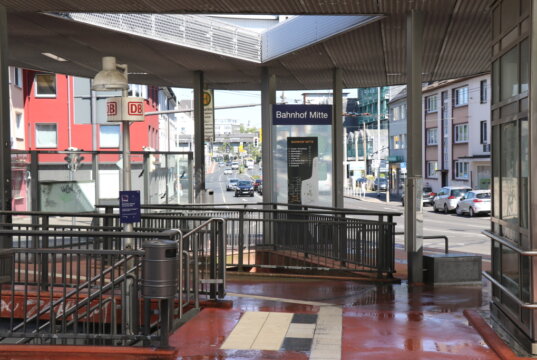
left=0, top=214, right=226, bottom=347
left=99, top=203, right=400, bottom=277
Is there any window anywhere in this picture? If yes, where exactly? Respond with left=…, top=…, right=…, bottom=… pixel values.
left=454, top=86, right=468, bottom=106
left=426, top=95, right=438, bottom=113
left=34, top=73, right=56, bottom=97
left=455, top=161, right=469, bottom=179
left=454, top=124, right=468, bottom=143
left=426, top=128, right=438, bottom=145
left=480, top=80, right=488, bottom=103
left=393, top=135, right=400, bottom=150
left=480, top=121, right=488, bottom=144
left=35, top=123, right=57, bottom=148
left=392, top=106, right=400, bottom=121
left=401, top=134, right=406, bottom=149
left=15, top=113, right=23, bottom=139
left=14, top=68, right=22, bottom=88
left=426, top=161, right=438, bottom=178
left=99, top=125, right=120, bottom=148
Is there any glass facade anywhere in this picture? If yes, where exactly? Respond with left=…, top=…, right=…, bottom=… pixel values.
left=490, top=0, right=533, bottom=351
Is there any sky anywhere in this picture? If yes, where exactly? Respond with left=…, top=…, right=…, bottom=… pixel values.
left=173, top=88, right=358, bottom=128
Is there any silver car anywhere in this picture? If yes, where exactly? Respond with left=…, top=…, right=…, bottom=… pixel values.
left=456, top=190, right=491, bottom=217
left=433, top=186, right=471, bottom=213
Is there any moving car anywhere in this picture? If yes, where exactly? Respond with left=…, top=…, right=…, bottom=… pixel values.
left=372, top=178, right=388, bottom=191
left=456, top=190, right=491, bottom=217
left=253, top=179, right=262, bottom=191
left=223, top=168, right=232, bottom=175
left=401, top=186, right=436, bottom=206
left=433, top=186, right=472, bottom=213
left=235, top=180, right=254, bottom=197
left=231, top=162, right=239, bottom=170
left=226, top=178, right=239, bottom=191
left=257, top=183, right=263, bottom=195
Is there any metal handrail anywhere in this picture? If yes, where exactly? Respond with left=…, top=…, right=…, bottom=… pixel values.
left=482, top=230, right=537, bottom=256
left=482, top=271, right=537, bottom=309
left=394, top=232, right=449, bottom=254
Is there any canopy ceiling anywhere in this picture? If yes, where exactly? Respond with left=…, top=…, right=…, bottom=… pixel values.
left=3, top=0, right=491, bottom=90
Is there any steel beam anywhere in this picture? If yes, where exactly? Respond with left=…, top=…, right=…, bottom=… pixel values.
left=193, top=71, right=205, bottom=203
left=405, top=9, right=424, bottom=284
left=332, top=68, right=344, bottom=208
left=261, top=67, right=276, bottom=204
left=0, top=6, right=10, bottom=218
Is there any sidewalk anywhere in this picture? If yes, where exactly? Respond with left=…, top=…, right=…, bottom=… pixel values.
left=344, top=188, right=400, bottom=204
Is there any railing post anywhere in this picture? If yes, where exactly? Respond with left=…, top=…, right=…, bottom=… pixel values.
left=210, top=223, right=217, bottom=300
left=339, top=214, right=347, bottom=266
left=218, top=220, right=226, bottom=298
left=238, top=212, right=244, bottom=271
left=40, top=216, right=49, bottom=291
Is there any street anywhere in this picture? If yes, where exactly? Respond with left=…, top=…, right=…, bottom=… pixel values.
left=206, top=164, right=490, bottom=256
left=206, top=162, right=263, bottom=204
left=344, top=192, right=491, bottom=256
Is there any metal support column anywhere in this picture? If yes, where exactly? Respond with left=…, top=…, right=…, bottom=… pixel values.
left=0, top=6, right=11, bottom=219
left=193, top=71, right=205, bottom=203
left=261, top=67, right=276, bottom=204
left=332, top=68, right=344, bottom=208
left=405, top=9, right=424, bottom=284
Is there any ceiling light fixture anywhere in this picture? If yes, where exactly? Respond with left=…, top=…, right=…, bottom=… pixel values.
left=41, top=52, right=68, bottom=62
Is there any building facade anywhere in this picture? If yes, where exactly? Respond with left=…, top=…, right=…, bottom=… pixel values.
left=422, top=74, right=491, bottom=192
left=387, top=88, right=407, bottom=197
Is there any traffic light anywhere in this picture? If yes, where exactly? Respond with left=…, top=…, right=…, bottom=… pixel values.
left=254, top=137, right=259, bottom=147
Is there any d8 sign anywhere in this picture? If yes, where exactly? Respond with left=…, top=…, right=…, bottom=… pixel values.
left=106, top=97, right=145, bottom=122
left=128, top=101, right=143, bottom=116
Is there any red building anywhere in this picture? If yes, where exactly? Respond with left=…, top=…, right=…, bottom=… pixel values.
left=23, top=70, right=160, bottom=156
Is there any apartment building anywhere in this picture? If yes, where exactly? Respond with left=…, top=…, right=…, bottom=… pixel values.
left=423, top=74, right=491, bottom=191
left=387, top=74, right=491, bottom=196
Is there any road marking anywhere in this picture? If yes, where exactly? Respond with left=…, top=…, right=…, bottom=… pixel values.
left=220, top=311, right=268, bottom=350
left=251, top=312, right=293, bottom=350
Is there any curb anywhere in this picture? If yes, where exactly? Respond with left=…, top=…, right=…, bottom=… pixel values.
left=463, top=309, right=533, bottom=360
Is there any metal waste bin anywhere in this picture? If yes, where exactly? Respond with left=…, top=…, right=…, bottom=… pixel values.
left=143, top=239, right=178, bottom=299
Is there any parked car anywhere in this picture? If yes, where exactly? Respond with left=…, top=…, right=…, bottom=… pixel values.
left=226, top=178, right=239, bottom=191
left=372, top=178, right=388, bottom=191
left=253, top=179, right=262, bottom=191
left=235, top=180, right=254, bottom=197
left=223, top=168, right=232, bottom=175
left=257, top=183, right=263, bottom=195
left=456, top=190, right=491, bottom=217
left=231, top=162, right=239, bottom=170
left=433, top=186, right=472, bottom=213
left=401, top=186, right=436, bottom=206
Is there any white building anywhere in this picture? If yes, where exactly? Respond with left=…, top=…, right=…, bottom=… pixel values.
left=422, top=74, right=491, bottom=191
left=9, top=67, right=24, bottom=150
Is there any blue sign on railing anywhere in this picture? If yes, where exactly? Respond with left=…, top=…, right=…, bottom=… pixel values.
left=272, top=104, right=332, bottom=125
left=119, top=190, right=141, bottom=224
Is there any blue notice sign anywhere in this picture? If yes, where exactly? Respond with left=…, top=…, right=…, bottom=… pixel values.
left=272, top=104, right=332, bottom=125
left=119, top=190, right=141, bottom=224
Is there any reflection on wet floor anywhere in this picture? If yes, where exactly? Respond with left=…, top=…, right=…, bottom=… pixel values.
left=169, top=274, right=499, bottom=360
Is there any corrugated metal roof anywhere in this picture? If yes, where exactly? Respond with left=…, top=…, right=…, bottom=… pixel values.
left=4, top=0, right=492, bottom=90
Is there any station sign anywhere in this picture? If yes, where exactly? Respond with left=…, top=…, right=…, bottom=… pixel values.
left=272, top=104, right=332, bottom=125
left=107, top=96, right=145, bottom=122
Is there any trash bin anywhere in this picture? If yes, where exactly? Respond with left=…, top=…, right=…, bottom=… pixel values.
left=142, top=239, right=178, bottom=299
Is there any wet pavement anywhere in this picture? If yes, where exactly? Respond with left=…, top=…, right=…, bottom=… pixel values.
left=169, top=274, right=500, bottom=360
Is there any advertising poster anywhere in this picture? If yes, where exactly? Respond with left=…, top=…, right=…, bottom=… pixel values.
left=287, top=137, right=318, bottom=205
left=119, top=190, right=141, bottom=224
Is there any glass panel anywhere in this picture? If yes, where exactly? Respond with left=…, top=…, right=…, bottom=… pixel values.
left=501, top=121, right=518, bottom=225
left=500, top=27, right=518, bottom=51
left=520, top=255, right=530, bottom=302
left=492, top=125, right=500, bottom=218
left=520, top=118, right=528, bottom=228
left=492, top=60, right=500, bottom=105
left=492, top=241, right=501, bottom=279
left=501, top=0, right=519, bottom=33
left=501, top=245, right=519, bottom=295
left=520, top=39, right=529, bottom=93
left=500, top=47, right=519, bottom=101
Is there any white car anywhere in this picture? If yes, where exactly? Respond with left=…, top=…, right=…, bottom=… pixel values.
left=231, top=162, right=239, bottom=170
left=223, top=168, right=232, bottom=175
left=456, top=190, right=491, bottom=217
left=226, top=178, right=239, bottom=191
left=433, top=186, right=471, bottom=213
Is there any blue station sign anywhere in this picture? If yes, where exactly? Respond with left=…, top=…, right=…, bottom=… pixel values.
left=272, top=104, right=332, bottom=125
left=119, top=190, right=141, bottom=224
